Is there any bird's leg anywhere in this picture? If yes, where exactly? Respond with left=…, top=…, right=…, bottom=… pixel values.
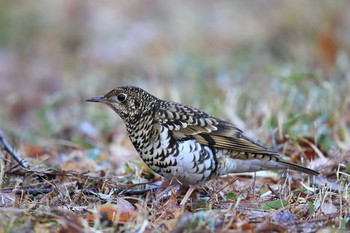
left=156, top=179, right=172, bottom=194
left=179, top=185, right=196, bottom=206
left=156, top=179, right=180, bottom=202
left=252, top=172, right=257, bottom=197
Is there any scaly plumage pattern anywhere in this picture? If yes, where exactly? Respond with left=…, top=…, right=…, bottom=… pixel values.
left=87, top=86, right=319, bottom=185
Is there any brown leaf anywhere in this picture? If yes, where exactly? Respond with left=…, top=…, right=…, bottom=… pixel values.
left=23, top=143, right=62, bottom=166
left=316, top=31, right=338, bottom=68
left=85, top=199, right=136, bottom=224
left=50, top=207, right=84, bottom=233
left=255, top=222, right=287, bottom=233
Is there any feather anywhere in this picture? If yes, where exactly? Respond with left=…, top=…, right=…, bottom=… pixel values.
left=158, top=102, right=319, bottom=175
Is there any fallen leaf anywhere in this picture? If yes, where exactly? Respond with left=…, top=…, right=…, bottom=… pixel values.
left=271, top=210, right=298, bottom=223
left=255, top=222, right=287, bottom=233
left=85, top=198, right=136, bottom=224
left=262, top=199, right=289, bottom=211
left=320, top=202, right=338, bottom=215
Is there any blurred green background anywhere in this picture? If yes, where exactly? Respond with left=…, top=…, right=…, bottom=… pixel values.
left=0, top=0, right=349, bottom=151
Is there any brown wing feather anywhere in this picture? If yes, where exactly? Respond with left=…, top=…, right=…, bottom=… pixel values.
left=173, top=120, right=319, bottom=175
left=173, top=117, right=278, bottom=155
left=157, top=102, right=275, bottom=154
left=157, top=102, right=319, bottom=175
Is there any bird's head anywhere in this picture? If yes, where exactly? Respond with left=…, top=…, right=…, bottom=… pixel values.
left=87, top=86, right=158, bottom=125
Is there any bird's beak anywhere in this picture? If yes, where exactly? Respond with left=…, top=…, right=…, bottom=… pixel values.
left=86, top=96, right=108, bottom=103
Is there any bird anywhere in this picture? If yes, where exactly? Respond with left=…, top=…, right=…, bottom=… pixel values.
left=87, top=85, right=319, bottom=204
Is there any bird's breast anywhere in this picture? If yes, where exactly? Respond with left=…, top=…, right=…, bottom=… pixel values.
left=130, top=126, right=218, bottom=185
left=129, top=125, right=177, bottom=169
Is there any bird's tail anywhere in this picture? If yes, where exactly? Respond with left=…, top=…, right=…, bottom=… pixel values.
left=278, top=160, right=319, bottom=175
left=227, top=151, right=319, bottom=175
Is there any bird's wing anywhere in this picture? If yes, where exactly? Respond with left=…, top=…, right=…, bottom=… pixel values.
left=175, top=118, right=278, bottom=155
left=156, top=102, right=319, bottom=176
left=157, top=102, right=277, bottom=155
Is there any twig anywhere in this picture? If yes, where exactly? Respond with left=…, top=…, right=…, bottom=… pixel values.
left=0, top=129, right=30, bottom=168
left=0, top=186, right=156, bottom=196
left=116, top=187, right=157, bottom=195
left=0, top=188, right=53, bottom=196
left=214, top=177, right=238, bottom=195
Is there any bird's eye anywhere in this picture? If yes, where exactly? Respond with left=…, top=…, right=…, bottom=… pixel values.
left=117, top=93, right=127, bottom=102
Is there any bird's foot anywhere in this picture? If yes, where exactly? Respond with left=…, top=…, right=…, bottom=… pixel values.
left=156, top=179, right=181, bottom=203
left=155, top=180, right=197, bottom=206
